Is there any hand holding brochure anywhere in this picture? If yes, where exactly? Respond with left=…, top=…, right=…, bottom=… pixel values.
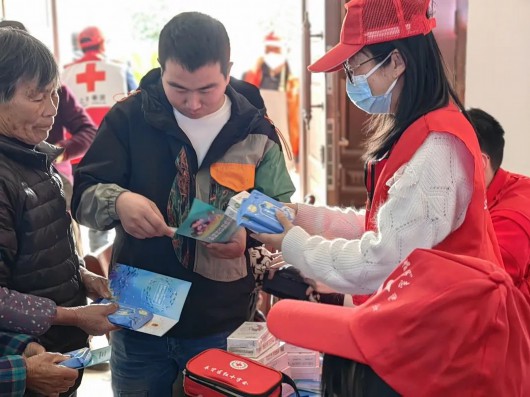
left=175, top=199, right=239, bottom=243
left=61, top=346, right=111, bottom=369
left=236, top=190, right=295, bottom=234
left=105, top=264, right=192, bottom=336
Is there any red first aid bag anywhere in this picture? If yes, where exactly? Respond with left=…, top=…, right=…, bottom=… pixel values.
left=183, top=349, right=301, bottom=397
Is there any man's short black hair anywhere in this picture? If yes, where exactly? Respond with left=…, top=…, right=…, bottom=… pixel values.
left=158, top=12, right=230, bottom=77
left=467, top=108, right=505, bottom=171
left=0, top=20, right=27, bottom=31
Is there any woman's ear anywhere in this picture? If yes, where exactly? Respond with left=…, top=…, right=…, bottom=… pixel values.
left=390, top=50, right=406, bottom=79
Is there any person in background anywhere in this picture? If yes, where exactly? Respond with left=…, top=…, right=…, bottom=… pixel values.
left=254, top=0, right=502, bottom=305
left=267, top=249, right=530, bottom=396
left=243, top=32, right=300, bottom=167
left=72, top=11, right=294, bottom=395
left=468, top=108, right=530, bottom=299
left=0, top=26, right=118, bottom=396
left=62, top=25, right=138, bottom=254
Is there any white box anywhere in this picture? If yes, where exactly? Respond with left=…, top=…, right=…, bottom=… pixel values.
left=227, top=322, right=270, bottom=346
left=287, top=351, right=320, bottom=368
left=229, top=334, right=278, bottom=358
left=253, top=343, right=283, bottom=366
left=290, top=365, right=321, bottom=381
left=267, top=351, right=289, bottom=371
left=283, top=343, right=316, bottom=354
left=224, top=205, right=239, bottom=220
left=228, top=191, right=251, bottom=210
left=227, top=323, right=278, bottom=358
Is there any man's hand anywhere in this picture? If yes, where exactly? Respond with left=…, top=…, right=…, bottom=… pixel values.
left=204, top=227, right=246, bottom=259
left=23, top=342, right=46, bottom=358
left=25, top=353, right=79, bottom=397
left=79, top=267, right=112, bottom=300
left=251, top=211, right=294, bottom=252
left=116, top=192, right=174, bottom=239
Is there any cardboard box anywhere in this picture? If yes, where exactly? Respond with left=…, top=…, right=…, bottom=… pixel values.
left=287, top=351, right=320, bottom=368
left=230, top=334, right=278, bottom=358
left=227, top=323, right=278, bottom=358
left=228, top=191, right=251, bottom=211
left=267, top=351, right=289, bottom=371
left=283, top=343, right=315, bottom=354
left=290, top=365, right=321, bottom=382
left=253, top=343, right=283, bottom=366
left=224, top=205, right=239, bottom=221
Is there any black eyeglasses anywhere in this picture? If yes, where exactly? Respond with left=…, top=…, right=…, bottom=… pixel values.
left=342, top=54, right=386, bottom=84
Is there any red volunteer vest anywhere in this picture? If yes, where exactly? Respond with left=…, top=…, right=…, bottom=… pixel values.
left=353, top=105, right=503, bottom=305
left=487, top=168, right=530, bottom=297
left=62, top=51, right=128, bottom=127
left=62, top=52, right=128, bottom=164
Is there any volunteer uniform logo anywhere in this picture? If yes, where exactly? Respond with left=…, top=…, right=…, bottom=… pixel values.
left=229, top=360, right=248, bottom=370
left=76, top=63, right=106, bottom=92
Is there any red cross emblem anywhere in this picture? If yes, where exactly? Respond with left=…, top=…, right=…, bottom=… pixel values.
left=76, top=63, right=106, bottom=92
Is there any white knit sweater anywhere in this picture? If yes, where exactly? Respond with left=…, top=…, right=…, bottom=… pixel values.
left=281, top=133, right=474, bottom=294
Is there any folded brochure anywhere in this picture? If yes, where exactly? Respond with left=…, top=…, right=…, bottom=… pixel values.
left=104, top=264, right=192, bottom=336
left=61, top=346, right=112, bottom=369
left=174, top=199, right=239, bottom=243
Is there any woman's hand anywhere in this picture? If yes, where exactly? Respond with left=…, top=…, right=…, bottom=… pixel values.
left=80, top=267, right=112, bottom=300
left=251, top=211, right=294, bottom=252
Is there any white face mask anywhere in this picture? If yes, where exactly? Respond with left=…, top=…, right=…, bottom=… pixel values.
left=264, top=53, right=286, bottom=69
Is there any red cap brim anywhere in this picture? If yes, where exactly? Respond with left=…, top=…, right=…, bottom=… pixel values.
left=308, top=42, right=363, bottom=73
left=267, top=299, right=367, bottom=363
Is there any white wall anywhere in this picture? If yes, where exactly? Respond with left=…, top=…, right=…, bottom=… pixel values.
left=466, top=0, right=530, bottom=175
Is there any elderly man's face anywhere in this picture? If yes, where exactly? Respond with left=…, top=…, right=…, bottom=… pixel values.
left=0, top=79, right=59, bottom=145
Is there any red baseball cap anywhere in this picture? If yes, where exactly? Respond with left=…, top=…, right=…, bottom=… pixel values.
left=309, top=0, right=436, bottom=73
left=78, top=26, right=104, bottom=49
left=264, top=32, right=283, bottom=48
left=267, top=249, right=530, bottom=396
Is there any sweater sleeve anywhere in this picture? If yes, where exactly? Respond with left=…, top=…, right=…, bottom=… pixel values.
left=0, top=288, right=56, bottom=336
left=294, top=203, right=365, bottom=240
left=281, top=133, right=473, bottom=294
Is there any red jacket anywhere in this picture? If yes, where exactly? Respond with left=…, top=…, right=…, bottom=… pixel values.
left=487, top=168, right=530, bottom=297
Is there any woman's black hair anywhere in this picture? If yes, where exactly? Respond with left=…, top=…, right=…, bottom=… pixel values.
left=362, top=30, right=466, bottom=160
left=321, top=355, right=400, bottom=397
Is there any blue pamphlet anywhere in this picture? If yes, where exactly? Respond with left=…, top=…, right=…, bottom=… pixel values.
left=61, top=346, right=111, bottom=369
left=61, top=347, right=91, bottom=368
left=106, top=264, right=192, bottom=336
left=97, top=298, right=154, bottom=330
left=237, top=190, right=295, bottom=234
left=176, top=199, right=239, bottom=243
